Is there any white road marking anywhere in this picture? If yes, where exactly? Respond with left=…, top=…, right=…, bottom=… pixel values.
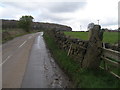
left=37, top=35, right=41, bottom=49
left=1, top=54, right=12, bottom=65
left=18, top=40, right=27, bottom=48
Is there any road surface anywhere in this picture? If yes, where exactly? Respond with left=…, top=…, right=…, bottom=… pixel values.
left=2, top=32, right=71, bottom=88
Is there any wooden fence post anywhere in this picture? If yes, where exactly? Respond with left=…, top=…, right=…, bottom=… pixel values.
left=82, top=25, right=104, bottom=69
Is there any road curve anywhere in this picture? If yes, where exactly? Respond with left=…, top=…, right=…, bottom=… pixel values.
left=2, top=32, right=71, bottom=88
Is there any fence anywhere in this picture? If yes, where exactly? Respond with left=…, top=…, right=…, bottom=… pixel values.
left=100, top=47, right=120, bottom=79
left=50, top=25, right=120, bottom=79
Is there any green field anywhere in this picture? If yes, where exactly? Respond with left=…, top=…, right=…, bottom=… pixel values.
left=64, top=31, right=119, bottom=44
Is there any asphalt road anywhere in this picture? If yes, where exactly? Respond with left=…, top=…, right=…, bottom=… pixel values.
left=2, top=32, right=71, bottom=88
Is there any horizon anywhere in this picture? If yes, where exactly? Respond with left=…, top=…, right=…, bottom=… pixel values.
left=1, top=18, right=119, bottom=31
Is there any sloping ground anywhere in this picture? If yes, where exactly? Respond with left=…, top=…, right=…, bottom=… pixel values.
left=2, top=29, right=27, bottom=43
left=2, top=29, right=40, bottom=44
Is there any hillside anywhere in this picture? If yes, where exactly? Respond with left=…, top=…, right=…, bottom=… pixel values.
left=2, top=19, right=72, bottom=31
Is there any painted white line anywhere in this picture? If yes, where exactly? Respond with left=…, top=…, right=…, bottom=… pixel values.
left=18, top=40, right=27, bottom=48
left=0, top=54, right=12, bottom=65
left=37, top=35, right=41, bottom=49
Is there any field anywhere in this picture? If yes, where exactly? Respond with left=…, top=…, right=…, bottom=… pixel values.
left=64, top=31, right=119, bottom=44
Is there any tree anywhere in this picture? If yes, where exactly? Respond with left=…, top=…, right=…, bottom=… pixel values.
left=19, top=15, right=34, bottom=32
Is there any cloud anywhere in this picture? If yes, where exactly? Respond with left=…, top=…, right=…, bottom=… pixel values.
left=40, top=13, right=71, bottom=22
left=1, top=2, right=87, bottom=13
left=47, top=2, right=87, bottom=13
left=1, top=2, right=42, bottom=11
left=0, top=0, right=119, bottom=31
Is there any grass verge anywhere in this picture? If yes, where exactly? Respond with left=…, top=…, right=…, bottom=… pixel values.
left=43, top=32, right=120, bottom=88
left=2, top=29, right=38, bottom=43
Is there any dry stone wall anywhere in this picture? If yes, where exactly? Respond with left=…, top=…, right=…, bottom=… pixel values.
left=46, top=25, right=104, bottom=69
left=104, top=43, right=120, bottom=51
left=52, top=30, right=88, bottom=65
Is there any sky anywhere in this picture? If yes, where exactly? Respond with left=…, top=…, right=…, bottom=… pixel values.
left=0, top=0, right=119, bottom=31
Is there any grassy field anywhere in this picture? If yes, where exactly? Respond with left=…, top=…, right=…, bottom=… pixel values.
left=64, top=31, right=119, bottom=44
left=43, top=32, right=120, bottom=88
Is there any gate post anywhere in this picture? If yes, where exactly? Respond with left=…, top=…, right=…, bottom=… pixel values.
left=82, top=25, right=104, bottom=69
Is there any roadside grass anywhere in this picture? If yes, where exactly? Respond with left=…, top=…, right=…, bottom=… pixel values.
left=100, top=60, right=120, bottom=76
left=2, top=29, right=38, bottom=43
left=43, top=32, right=120, bottom=88
left=64, top=31, right=119, bottom=44
left=2, top=33, right=27, bottom=43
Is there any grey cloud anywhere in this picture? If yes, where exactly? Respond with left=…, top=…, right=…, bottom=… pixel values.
left=48, top=2, right=87, bottom=13
left=1, top=2, right=43, bottom=11
left=39, top=12, right=71, bottom=22
left=1, top=2, right=87, bottom=13
left=102, top=21, right=117, bottom=26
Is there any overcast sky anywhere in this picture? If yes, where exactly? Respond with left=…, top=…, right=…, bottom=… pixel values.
left=0, top=0, right=119, bottom=31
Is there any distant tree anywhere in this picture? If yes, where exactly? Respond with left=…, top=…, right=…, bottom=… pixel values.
left=19, top=15, right=34, bottom=32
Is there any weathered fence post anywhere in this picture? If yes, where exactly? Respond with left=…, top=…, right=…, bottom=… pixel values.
left=82, top=25, right=104, bottom=69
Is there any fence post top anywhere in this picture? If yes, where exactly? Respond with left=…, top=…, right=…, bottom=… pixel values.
left=93, top=25, right=101, bottom=30
left=88, top=24, right=101, bottom=31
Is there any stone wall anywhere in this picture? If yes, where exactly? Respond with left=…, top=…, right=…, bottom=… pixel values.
left=104, top=43, right=120, bottom=51
left=49, top=25, right=104, bottom=69
left=51, top=30, right=88, bottom=66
